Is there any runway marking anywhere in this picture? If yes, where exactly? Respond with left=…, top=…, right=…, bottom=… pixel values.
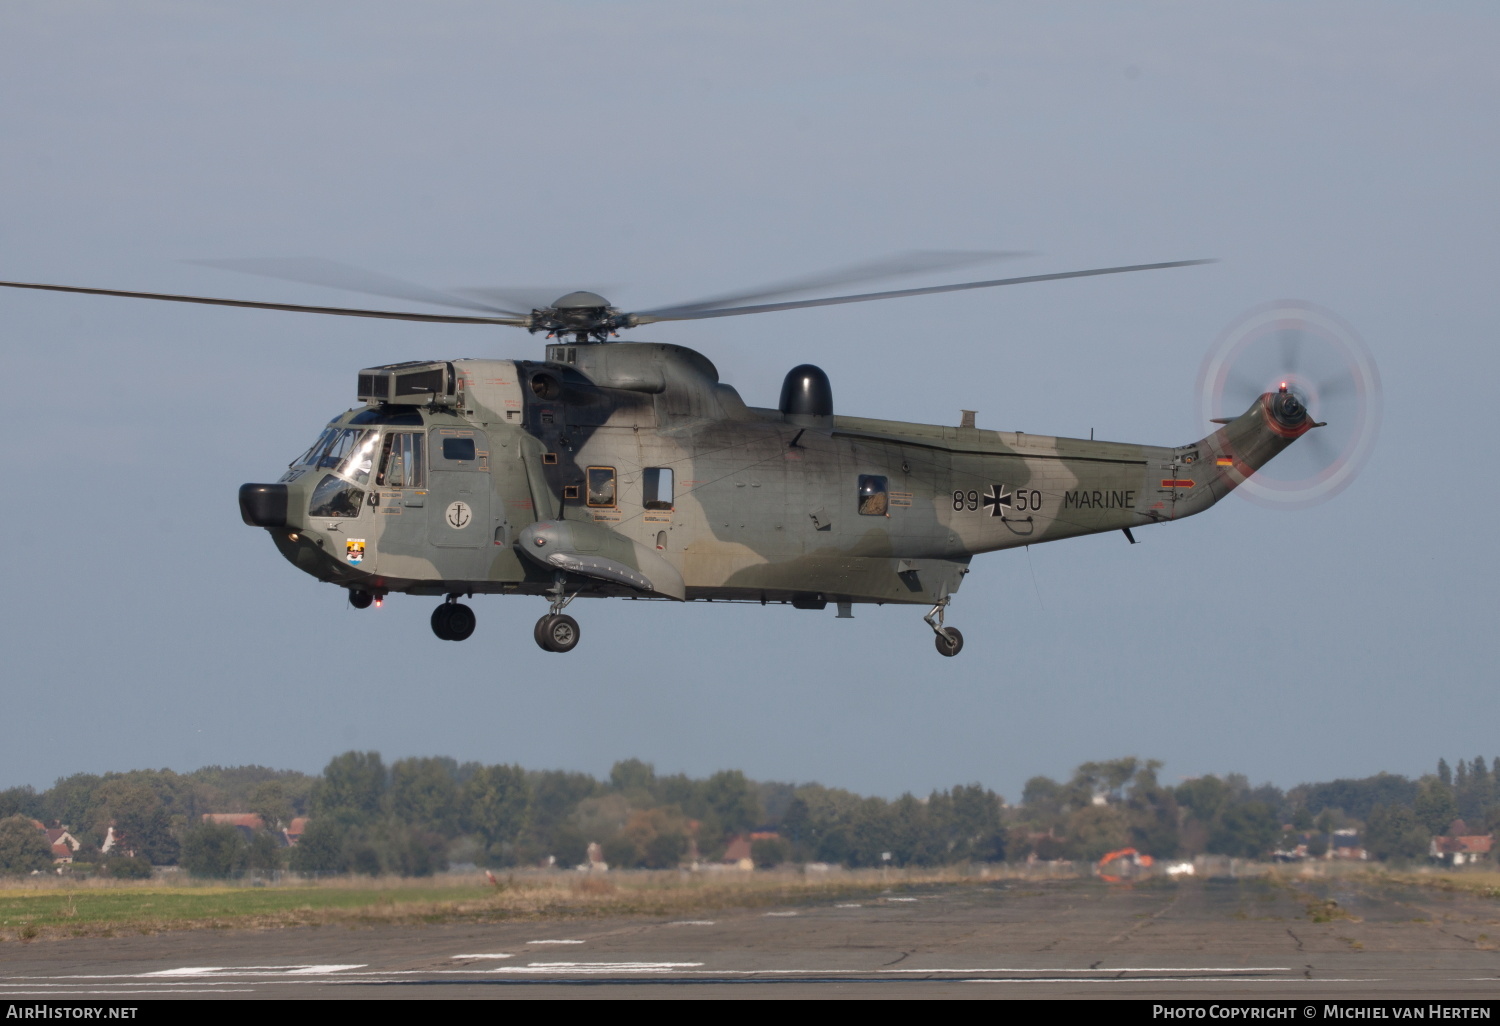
left=452, top=953, right=515, bottom=959
left=143, top=964, right=365, bottom=976
left=492, top=962, right=706, bottom=974
left=527, top=939, right=585, bottom=944
left=835, top=903, right=862, bottom=908
left=0, top=988, right=257, bottom=996
left=886, top=897, right=918, bottom=902
left=667, top=920, right=716, bottom=926
left=762, top=911, right=798, bottom=917
left=965, top=978, right=1384, bottom=985
left=2, top=964, right=1292, bottom=983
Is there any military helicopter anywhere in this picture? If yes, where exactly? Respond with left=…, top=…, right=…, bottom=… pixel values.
left=0, top=254, right=1374, bottom=656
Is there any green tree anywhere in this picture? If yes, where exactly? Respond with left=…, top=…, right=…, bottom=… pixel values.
left=247, top=781, right=292, bottom=831
left=1176, top=775, right=1233, bottom=824
left=1063, top=804, right=1130, bottom=861
left=0, top=816, right=54, bottom=875
left=460, top=763, right=530, bottom=860
left=314, top=752, right=387, bottom=825
left=1125, top=763, right=1180, bottom=858
left=1413, top=777, right=1458, bottom=835
left=751, top=836, right=792, bottom=868
left=0, top=787, right=42, bottom=821
left=100, top=856, right=153, bottom=879
left=180, top=822, right=247, bottom=878
left=618, top=808, right=690, bottom=869
left=44, top=773, right=105, bottom=836
left=246, top=831, right=283, bottom=875
left=609, top=759, right=656, bottom=797
left=92, top=779, right=178, bottom=864
left=701, top=770, right=762, bottom=837
left=288, top=818, right=349, bottom=873
left=389, top=757, right=460, bottom=836
left=1207, top=801, right=1277, bottom=858
left=1365, top=805, right=1429, bottom=863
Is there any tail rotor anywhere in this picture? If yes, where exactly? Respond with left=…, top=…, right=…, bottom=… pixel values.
left=1197, top=301, right=1381, bottom=509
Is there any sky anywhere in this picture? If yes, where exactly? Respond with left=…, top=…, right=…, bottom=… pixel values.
left=0, top=1, right=1495, bottom=802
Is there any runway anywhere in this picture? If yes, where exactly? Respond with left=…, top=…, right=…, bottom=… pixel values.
left=4, top=874, right=1499, bottom=999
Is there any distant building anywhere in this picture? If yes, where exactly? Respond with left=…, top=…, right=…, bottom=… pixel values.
left=29, top=821, right=81, bottom=864
left=284, top=817, right=309, bottom=846
left=1331, top=829, right=1367, bottom=861
left=722, top=832, right=782, bottom=869
left=1430, top=820, right=1493, bottom=866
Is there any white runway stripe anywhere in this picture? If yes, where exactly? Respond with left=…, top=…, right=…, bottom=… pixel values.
left=143, top=964, right=365, bottom=976
left=452, top=953, right=515, bottom=959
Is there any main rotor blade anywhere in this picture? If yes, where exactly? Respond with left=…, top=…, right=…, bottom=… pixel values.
left=0, top=279, right=530, bottom=325
left=636, top=250, right=1032, bottom=318
left=632, top=260, right=1215, bottom=324
left=189, top=257, right=528, bottom=316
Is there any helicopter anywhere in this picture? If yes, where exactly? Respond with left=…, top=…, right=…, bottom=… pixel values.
left=0, top=253, right=1365, bottom=656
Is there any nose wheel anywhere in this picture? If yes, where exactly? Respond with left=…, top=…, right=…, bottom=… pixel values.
left=431, top=599, right=476, bottom=641
left=924, top=599, right=964, bottom=657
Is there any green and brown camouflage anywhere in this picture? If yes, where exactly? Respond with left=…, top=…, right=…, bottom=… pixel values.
left=241, top=340, right=1314, bottom=648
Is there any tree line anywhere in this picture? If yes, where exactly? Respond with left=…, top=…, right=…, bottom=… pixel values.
left=0, top=753, right=1494, bottom=877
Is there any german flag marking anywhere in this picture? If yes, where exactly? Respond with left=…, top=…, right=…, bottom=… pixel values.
left=1215, top=457, right=1233, bottom=467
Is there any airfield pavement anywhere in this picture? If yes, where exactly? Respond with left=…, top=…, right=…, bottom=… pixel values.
left=3, top=873, right=1499, bottom=1000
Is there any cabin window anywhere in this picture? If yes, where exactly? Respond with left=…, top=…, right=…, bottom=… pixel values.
left=858, top=474, right=889, bottom=516
left=308, top=474, right=364, bottom=518
left=642, top=467, right=674, bottom=510
left=378, top=432, right=426, bottom=488
left=587, top=467, right=617, bottom=507
left=441, top=436, right=476, bottom=462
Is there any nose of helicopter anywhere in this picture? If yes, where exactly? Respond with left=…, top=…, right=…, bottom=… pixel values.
left=239, top=483, right=289, bottom=527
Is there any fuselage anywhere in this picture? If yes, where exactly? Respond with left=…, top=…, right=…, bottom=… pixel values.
left=247, top=342, right=1308, bottom=609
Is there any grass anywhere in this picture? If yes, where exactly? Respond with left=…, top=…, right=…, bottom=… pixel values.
left=0, top=866, right=1007, bottom=943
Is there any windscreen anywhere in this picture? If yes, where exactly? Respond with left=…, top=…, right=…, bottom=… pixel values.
left=299, top=428, right=380, bottom=484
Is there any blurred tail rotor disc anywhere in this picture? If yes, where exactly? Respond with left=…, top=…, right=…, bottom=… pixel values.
left=1197, top=301, right=1381, bottom=510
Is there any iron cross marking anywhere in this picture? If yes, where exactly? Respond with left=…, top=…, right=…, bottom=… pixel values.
left=982, top=484, right=1012, bottom=517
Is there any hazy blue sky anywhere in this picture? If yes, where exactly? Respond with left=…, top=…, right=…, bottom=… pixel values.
left=1, top=2, right=1495, bottom=801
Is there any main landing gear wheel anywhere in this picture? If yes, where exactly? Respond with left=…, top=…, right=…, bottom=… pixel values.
left=431, top=601, right=476, bottom=641
left=535, top=613, right=580, bottom=653
left=924, top=598, right=964, bottom=657
left=934, top=628, right=964, bottom=657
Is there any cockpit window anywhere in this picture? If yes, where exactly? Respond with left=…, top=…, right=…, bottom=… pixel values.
left=310, top=428, right=379, bottom=484
left=293, top=428, right=337, bottom=468
left=858, top=474, right=889, bottom=516
left=308, top=474, right=365, bottom=518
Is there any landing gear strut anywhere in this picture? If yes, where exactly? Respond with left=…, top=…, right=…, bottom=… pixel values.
left=431, top=596, right=476, bottom=641
left=534, top=576, right=582, bottom=653
left=924, top=598, right=964, bottom=657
